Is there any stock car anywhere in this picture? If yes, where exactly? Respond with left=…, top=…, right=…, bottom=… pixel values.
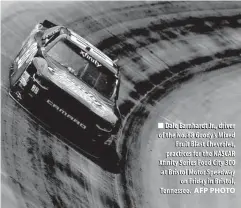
left=9, top=20, right=122, bottom=152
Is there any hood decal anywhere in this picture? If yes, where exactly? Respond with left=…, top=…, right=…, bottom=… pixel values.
left=35, top=57, right=117, bottom=124
left=54, top=71, right=117, bottom=123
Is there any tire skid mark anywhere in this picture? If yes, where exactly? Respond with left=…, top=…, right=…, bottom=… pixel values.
left=85, top=8, right=241, bottom=49
left=3, top=102, right=91, bottom=207
left=25, top=137, right=53, bottom=208
left=36, top=137, right=92, bottom=207
left=7, top=109, right=39, bottom=208
left=119, top=59, right=241, bottom=208
left=70, top=2, right=241, bottom=35
left=108, top=10, right=241, bottom=206
left=97, top=14, right=241, bottom=55
left=2, top=2, right=241, bottom=208
left=90, top=13, right=241, bottom=108
left=9, top=112, right=55, bottom=207
left=27, top=123, right=116, bottom=207
left=69, top=7, right=241, bottom=207
left=118, top=40, right=241, bottom=116
left=71, top=12, right=240, bottom=122
left=118, top=47, right=241, bottom=118
left=68, top=2, right=174, bottom=31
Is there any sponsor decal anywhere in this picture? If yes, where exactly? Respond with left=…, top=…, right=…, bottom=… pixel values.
left=19, top=71, right=30, bottom=87
left=70, top=32, right=113, bottom=66
left=46, top=99, right=87, bottom=129
left=31, top=85, right=39, bottom=94
left=70, top=34, right=102, bottom=68
left=15, top=91, right=22, bottom=100
left=17, top=43, right=38, bottom=69
left=79, top=50, right=102, bottom=68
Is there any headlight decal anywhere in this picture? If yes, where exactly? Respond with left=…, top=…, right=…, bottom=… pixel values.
left=17, top=42, right=38, bottom=69
left=19, top=71, right=30, bottom=86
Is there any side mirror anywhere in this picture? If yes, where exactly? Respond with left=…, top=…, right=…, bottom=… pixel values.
left=113, top=59, right=119, bottom=64
left=33, top=57, right=48, bottom=75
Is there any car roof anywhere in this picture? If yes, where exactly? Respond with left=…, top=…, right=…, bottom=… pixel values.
left=43, top=25, right=119, bottom=76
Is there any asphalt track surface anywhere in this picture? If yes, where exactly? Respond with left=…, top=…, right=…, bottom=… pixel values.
left=1, top=1, right=241, bottom=208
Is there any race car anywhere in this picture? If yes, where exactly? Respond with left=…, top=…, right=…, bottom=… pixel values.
left=9, top=20, right=122, bottom=150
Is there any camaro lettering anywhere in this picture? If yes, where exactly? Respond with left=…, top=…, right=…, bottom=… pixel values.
left=80, top=50, right=102, bottom=67
left=46, top=99, right=86, bottom=129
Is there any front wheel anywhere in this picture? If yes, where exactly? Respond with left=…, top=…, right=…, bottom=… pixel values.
left=98, top=142, right=122, bottom=173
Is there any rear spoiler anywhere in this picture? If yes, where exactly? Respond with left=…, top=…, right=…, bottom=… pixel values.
left=42, top=20, right=58, bottom=28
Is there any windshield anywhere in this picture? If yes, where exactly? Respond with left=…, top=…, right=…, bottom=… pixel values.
left=47, top=38, right=117, bottom=100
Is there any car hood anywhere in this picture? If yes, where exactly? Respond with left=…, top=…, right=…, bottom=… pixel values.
left=33, top=57, right=118, bottom=125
